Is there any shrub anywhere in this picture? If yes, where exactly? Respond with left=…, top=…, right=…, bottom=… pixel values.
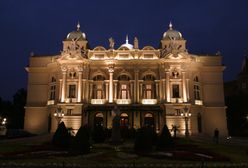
left=134, top=127, right=154, bottom=152
left=92, top=125, right=105, bottom=143
left=52, top=122, right=71, bottom=148
left=73, top=125, right=90, bottom=154
left=157, top=125, right=174, bottom=150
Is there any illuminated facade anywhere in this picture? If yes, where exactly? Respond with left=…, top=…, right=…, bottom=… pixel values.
left=24, top=23, right=228, bottom=137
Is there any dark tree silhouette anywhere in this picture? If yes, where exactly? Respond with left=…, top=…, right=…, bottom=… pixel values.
left=157, top=125, right=174, bottom=150
left=73, top=125, right=90, bottom=154
left=52, top=122, right=71, bottom=148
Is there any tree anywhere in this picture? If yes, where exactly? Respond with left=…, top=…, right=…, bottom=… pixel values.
left=134, top=127, right=154, bottom=152
left=225, top=92, right=248, bottom=136
left=73, top=125, right=90, bottom=154
left=92, top=125, right=106, bottom=143
left=52, top=122, right=71, bottom=148
left=157, top=125, right=174, bottom=151
left=11, top=88, right=27, bottom=129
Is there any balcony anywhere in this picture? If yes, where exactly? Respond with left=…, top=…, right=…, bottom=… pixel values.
left=91, top=99, right=107, bottom=105
left=141, top=99, right=157, bottom=105
left=116, top=99, right=131, bottom=105
left=170, top=98, right=183, bottom=103
left=65, top=98, right=77, bottom=103
left=195, top=100, right=203, bottom=105
left=47, top=100, right=55, bottom=105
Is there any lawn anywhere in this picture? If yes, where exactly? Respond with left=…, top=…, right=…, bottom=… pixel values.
left=0, top=134, right=248, bottom=166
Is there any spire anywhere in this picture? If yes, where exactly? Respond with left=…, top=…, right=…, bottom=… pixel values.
left=126, top=34, right=129, bottom=44
left=169, top=21, right=173, bottom=30
left=77, top=21, right=80, bottom=31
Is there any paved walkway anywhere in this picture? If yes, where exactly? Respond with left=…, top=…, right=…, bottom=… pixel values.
left=190, top=134, right=248, bottom=146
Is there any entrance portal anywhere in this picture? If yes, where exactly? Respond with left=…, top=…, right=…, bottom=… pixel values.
left=144, top=113, right=154, bottom=127
left=94, top=113, right=104, bottom=127
left=120, top=113, right=129, bottom=128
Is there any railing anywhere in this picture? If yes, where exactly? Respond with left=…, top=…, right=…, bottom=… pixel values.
left=141, top=99, right=157, bottom=105
left=65, top=98, right=77, bottom=103
left=91, top=99, right=107, bottom=105
left=195, top=100, right=203, bottom=105
left=170, top=98, right=183, bottom=103
left=47, top=100, right=54, bottom=105
left=116, top=99, right=131, bottom=104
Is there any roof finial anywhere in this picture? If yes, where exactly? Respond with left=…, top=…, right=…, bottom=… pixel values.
left=77, top=21, right=80, bottom=31
left=169, top=21, right=173, bottom=30
left=126, top=34, right=129, bottom=44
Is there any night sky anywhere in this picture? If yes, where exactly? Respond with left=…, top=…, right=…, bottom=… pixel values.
left=0, top=0, right=248, bottom=100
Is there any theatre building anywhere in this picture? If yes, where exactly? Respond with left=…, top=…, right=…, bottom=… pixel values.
left=24, top=23, right=228, bottom=137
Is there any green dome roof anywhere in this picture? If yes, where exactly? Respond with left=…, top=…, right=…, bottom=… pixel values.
left=163, top=22, right=183, bottom=40
left=66, top=23, right=86, bottom=40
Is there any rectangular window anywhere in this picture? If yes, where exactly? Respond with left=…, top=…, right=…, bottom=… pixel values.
left=69, top=85, right=76, bottom=98
left=121, top=84, right=128, bottom=99
left=67, top=109, right=72, bottom=115
left=49, top=85, right=56, bottom=100
left=172, top=84, right=180, bottom=98
left=97, top=90, right=102, bottom=99
left=194, top=85, right=201, bottom=100
left=145, top=84, right=152, bottom=99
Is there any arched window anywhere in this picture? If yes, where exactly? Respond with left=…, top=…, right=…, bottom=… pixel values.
left=93, top=74, right=105, bottom=81
left=118, top=74, right=130, bottom=81
left=143, top=74, right=155, bottom=81
left=120, top=113, right=129, bottom=128
left=94, top=113, right=104, bottom=127
left=193, top=76, right=201, bottom=100
left=144, top=113, right=154, bottom=127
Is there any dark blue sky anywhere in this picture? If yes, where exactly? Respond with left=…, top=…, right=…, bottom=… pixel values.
left=0, top=0, right=248, bottom=100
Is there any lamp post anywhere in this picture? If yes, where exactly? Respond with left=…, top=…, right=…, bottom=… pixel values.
left=1, top=117, right=7, bottom=126
left=0, top=117, right=7, bottom=136
left=181, top=106, right=191, bottom=138
left=54, top=106, right=64, bottom=126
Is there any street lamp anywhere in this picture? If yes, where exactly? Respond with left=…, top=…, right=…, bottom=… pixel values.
left=0, top=117, right=7, bottom=136
left=1, top=118, right=7, bottom=126
left=54, top=106, right=64, bottom=126
left=181, top=106, right=191, bottom=137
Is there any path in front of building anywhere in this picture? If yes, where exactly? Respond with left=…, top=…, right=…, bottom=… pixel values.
left=190, top=134, right=248, bottom=146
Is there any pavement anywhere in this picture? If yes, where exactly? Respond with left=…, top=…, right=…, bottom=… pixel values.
left=190, top=134, right=248, bottom=146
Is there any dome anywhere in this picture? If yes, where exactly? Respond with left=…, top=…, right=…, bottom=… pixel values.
left=163, top=22, right=183, bottom=40
left=120, top=35, right=133, bottom=49
left=66, top=23, right=86, bottom=40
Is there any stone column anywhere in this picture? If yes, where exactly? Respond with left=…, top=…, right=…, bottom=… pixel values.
left=77, top=70, right=83, bottom=102
left=105, top=82, right=109, bottom=100
left=156, top=82, right=159, bottom=100
left=82, top=80, right=85, bottom=100
left=89, top=82, right=93, bottom=100
left=114, top=82, right=117, bottom=100
left=130, top=82, right=134, bottom=101
left=186, top=79, right=190, bottom=100
left=163, top=79, right=166, bottom=100
left=61, top=67, right=67, bottom=102
left=139, top=82, right=143, bottom=101
left=182, top=72, right=187, bottom=102
left=159, top=80, right=162, bottom=100
left=134, top=70, right=139, bottom=103
left=59, top=80, right=62, bottom=101
left=108, top=66, right=114, bottom=103
left=166, top=71, right=170, bottom=102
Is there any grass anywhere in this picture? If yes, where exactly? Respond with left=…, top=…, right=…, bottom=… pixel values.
left=0, top=135, right=247, bottom=164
